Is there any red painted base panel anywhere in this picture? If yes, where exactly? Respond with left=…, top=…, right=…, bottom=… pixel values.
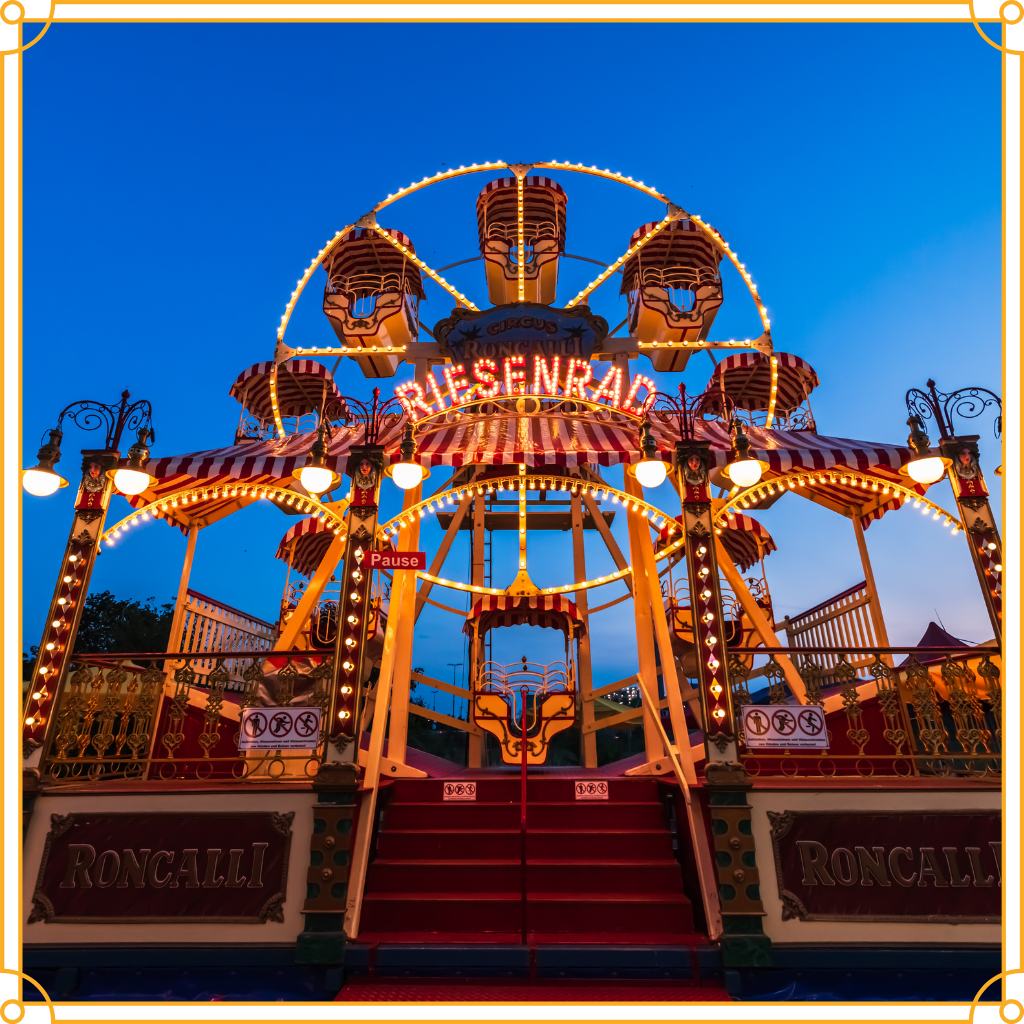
left=336, top=978, right=731, bottom=1002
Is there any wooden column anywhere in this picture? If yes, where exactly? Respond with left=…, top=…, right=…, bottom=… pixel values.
left=849, top=508, right=894, bottom=666
left=624, top=486, right=667, bottom=764
left=166, top=525, right=199, bottom=659
left=571, top=492, right=597, bottom=768
left=624, top=475, right=698, bottom=784
left=385, top=483, right=423, bottom=765
left=467, top=494, right=487, bottom=767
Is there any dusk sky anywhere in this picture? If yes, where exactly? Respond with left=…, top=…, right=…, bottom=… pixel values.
left=23, top=23, right=1002, bottom=695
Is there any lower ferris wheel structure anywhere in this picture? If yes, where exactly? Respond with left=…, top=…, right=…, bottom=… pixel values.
left=20, top=162, right=1003, bottom=1004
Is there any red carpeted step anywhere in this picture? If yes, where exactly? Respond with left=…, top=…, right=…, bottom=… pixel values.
left=377, top=829, right=673, bottom=861
left=360, top=892, right=693, bottom=934
left=388, top=777, right=662, bottom=803
left=367, top=859, right=686, bottom=895
left=336, top=978, right=730, bottom=1002
left=383, top=800, right=666, bottom=831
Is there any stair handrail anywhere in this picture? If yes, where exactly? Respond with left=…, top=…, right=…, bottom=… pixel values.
left=629, top=670, right=724, bottom=939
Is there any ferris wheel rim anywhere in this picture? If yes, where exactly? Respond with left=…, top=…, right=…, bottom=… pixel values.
left=272, top=160, right=773, bottom=367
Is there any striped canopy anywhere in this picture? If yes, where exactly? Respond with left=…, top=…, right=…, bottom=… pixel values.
left=130, top=404, right=923, bottom=535
left=275, top=516, right=337, bottom=579
left=463, top=594, right=586, bottom=639
left=659, top=511, right=777, bottom=573
left=701, top=351, right=820, bottom=415
left=229, top=360, right=348, bottom=421
left=323, top=228, right=426, bottom=299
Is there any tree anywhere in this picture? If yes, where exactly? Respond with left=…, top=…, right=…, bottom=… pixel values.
left=73, top=591, right=175, bottom=654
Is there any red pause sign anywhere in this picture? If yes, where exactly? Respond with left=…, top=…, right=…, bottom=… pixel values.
left=368, top=550, right=426, bottom=570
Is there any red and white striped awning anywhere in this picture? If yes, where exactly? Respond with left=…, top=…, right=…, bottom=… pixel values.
left=463, top=594, right=586, bottom=638
left=395, top=415, right=640, bottom=468
left=659, top=511, right=777, bottom=573
left=229, top=360, right=348, bottom=421
left=275, top=516, right=337, bottom=578
left=646, top=414, right=924, bottom=530
left=701, top=351, right=820, bottom=415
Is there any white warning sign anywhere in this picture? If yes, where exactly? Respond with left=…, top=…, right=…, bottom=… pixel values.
left=740, top=704, right=828, bottom=750
left=239, top=706, right=322, bottom=750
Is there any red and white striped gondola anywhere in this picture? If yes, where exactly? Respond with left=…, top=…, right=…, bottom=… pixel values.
left=275, top=516, right=336, bottom=579
left=462, top=594, right=586, bottom=639
left=477, top=177, right=567, bottom=305
left=701, top=351, right=820, bottom=431
left=229, top=359, right=348, bottom=441
left=321, top=227, right=426, bottom=378
left=621, top=218, right=724, bottom=372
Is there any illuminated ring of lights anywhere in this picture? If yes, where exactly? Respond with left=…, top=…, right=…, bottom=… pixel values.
left=100, top=483, right=346, bottom=547
left=376, top=473, right=684, bottom=597
left=271, top=161, right=774, bottom=437
left=714, top=469, right=964, bottom=533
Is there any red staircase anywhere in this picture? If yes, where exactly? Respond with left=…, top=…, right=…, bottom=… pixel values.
left=358, top=775, right=700, bottom=943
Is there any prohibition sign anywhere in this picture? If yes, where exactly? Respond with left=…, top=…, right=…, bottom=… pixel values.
left=294, top=711, right=319, bottom=738
left=798, top=709, right=824, bottom=735
left=270, top=711, right=293, bottom=737
left=771, top=709, right=797, bottom=736
left=745, top=709, right=770, bottom=735
left=244, top=712, right=267, bottom=738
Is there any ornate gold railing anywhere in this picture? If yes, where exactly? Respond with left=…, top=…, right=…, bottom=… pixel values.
left=40, top=650, right=334, bottom=786
left=728, top=645, right=1001, bottom=779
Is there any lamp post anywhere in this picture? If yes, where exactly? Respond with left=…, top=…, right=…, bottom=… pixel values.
left=650, top=384, right=770, bottom=965
left=327, top=387, right=408, bottom=760
left=904, top=379, right=1002, bottom=642
left=22, top=390, right=156, bottom=760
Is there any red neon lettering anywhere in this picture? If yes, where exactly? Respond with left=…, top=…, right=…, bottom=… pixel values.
left=425, top=371, right=447, bottom=410
left=393, top=381, right=432, bottom=422
left=442, top=364, right=471, bottom=405
left=563, top=358, right=594, bottom=399
left=472, top=358, right=502, bottom=399
left=624, top=374, right=658, bottom=414
left=590, top=366, right=623, bottom=408
left=503, top=355, right=527, bottom=396
left=533, top=355, right=561, bottom=396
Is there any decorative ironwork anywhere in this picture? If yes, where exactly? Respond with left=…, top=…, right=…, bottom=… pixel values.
left=43, top=389, right=156, bottom=454
left=337, top=386, right=406, bottom=447
left=41, top=651, right=333, bottom=785
left=905, top=378, right=1001, bottom=441
left=649, top=382, right=732, bottom=441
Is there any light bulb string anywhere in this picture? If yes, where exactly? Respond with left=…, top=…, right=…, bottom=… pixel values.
left=715, top=469, right=963, bottom=532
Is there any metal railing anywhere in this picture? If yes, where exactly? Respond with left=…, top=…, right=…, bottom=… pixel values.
left=41, top=650, right=334, bottom=786
left=729, top=645, right=1002, bottom=779
left=175, top=590, right=277, bottom=691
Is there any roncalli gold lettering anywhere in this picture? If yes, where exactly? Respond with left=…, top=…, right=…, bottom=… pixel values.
left=795, top=840, right=1000, bottom=889
left=57, top=843, right=270, bottom=890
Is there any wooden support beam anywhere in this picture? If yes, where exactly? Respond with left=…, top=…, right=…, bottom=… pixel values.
left=849, top=508, right=895, bottom=667
left=410, top=671, right=471, bottom=701
left=714, top=535, right=808, bottom=704
left=571, top=493, right=598, bottom=768
left=414, top=488, right=476, bottom=621
left=408, top=703, right=480, bottom=733
left=274, top=528, right=347, bottom=651
left=624, top=491, right=666, bottom=764
left=582, top=491, right=633, bottom=595
left=625, top=474, right=697, bottom=785
left=384, top=483, right=423, bottom=765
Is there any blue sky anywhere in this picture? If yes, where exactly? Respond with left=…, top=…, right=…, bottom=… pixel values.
left=23, top=23, right=1002, bottom=692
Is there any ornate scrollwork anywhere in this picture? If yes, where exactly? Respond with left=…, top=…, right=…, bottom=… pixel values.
left=905, top=655, right=948, bottom=755
left=767, top=809, right=796, bottom=840
left=764, top=655, right=788, bottom=705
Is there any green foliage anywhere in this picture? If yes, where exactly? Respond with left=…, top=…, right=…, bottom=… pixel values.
left=73, top=590, right=175, bottom=654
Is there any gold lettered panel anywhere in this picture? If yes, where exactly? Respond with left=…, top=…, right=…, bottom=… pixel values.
left=29, top=811, right=293, bottom=924
left=768, top=809, right=1001, bottom=923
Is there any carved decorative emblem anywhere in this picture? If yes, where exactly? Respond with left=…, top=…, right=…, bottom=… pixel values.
left=767, top=809, right=796, bottom=840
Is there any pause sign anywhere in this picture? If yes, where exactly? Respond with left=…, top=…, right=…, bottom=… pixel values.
left=239, top=706, right=322, bottom=750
